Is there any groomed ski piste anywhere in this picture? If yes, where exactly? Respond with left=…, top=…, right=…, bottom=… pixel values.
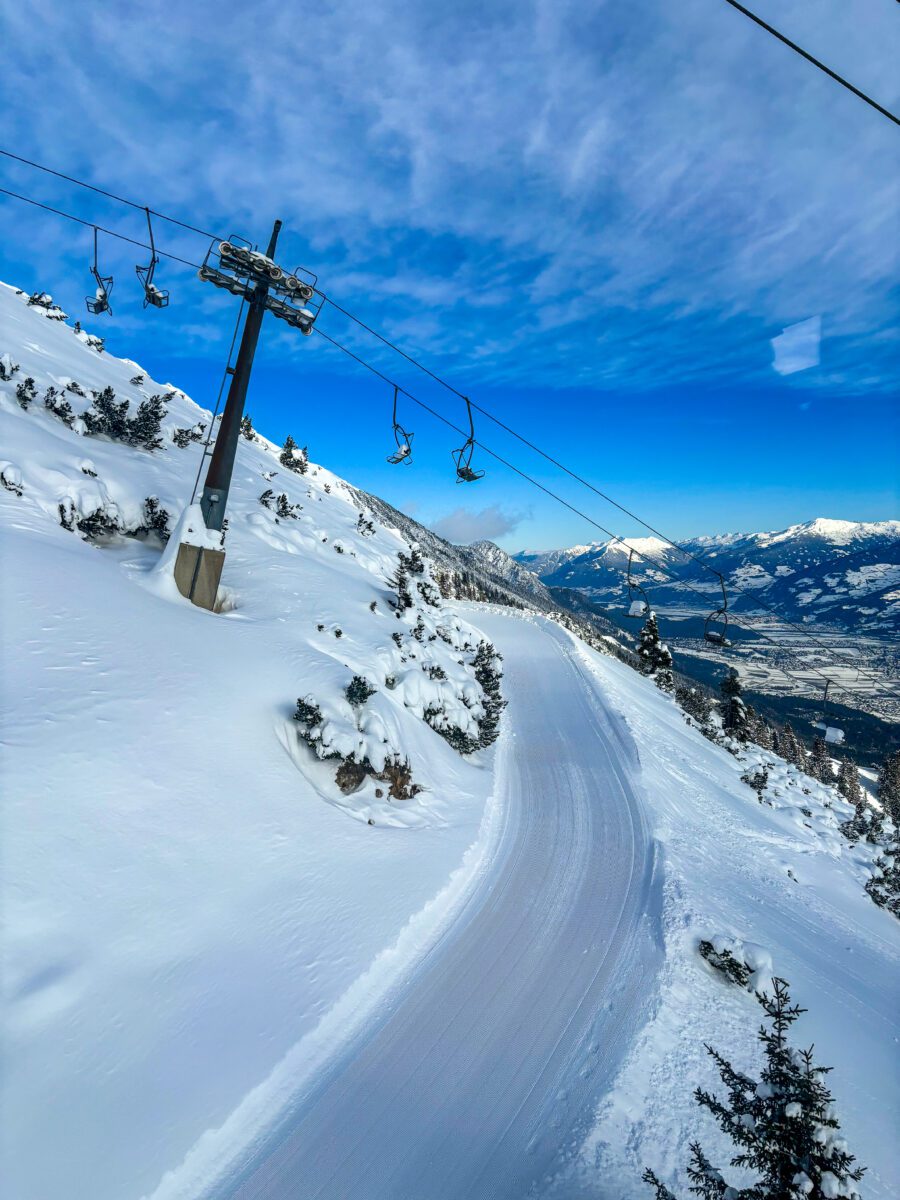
left=2, top=282, right=898, bottom=1199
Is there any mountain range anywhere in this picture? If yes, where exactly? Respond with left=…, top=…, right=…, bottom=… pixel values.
left=511, top=518, right=900, bottom=635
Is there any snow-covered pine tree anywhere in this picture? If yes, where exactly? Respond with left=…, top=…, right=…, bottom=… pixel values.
left=878, top=749, right=900, bottom=828
left=675, top=684, right=715, bottom=736
left=279, top=436, right=308, bottom=474
left=637, top=611, right=674, bottom=691
left=809, top=737, right=833, bottom=786
left=780, top=723, right=803, bottom=768
left=753, top=716, right=775, bottom=751
left=240, top=414, right=255, bottom=440
left=472, top=639, right=506, bottom=748
left=644, top=978, right=864, bottom=1199
left=836, top=758, right=861, bottom=807
left=387, top=553, right=414, bottom=614
left=127, top=393, right=167, bottom=450
left=720, top=667, right=751, bottom=741
left=81, top=386, right=131, bottom=440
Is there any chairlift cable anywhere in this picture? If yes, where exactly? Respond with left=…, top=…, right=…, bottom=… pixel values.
left=0, top=186, right=203, bottom=269
left=720, top=0, right=900, bottom=127
left=0, top=160, right=888, bottom=675
left=0, top=176, right=886, bottom=697
left=320, top=300, right=886, bottom=686
left=0, top=148, right=224, bottom=239
left=312, top=326, right=876, bottom=710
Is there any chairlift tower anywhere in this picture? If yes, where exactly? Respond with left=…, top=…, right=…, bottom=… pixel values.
left=173, top=219, right=321, bottom=609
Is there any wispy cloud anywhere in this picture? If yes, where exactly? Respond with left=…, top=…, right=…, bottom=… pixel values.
left=0, top=0, right=897, bottom=392
left=430, top=505, right=528, bottom=544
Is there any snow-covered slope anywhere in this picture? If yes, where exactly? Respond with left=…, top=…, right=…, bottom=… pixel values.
left=3, top=282, right=898, bottom=1200
left=458, top=538, right=555, bottom=603
left=0, top=284, right=508, bottom=1199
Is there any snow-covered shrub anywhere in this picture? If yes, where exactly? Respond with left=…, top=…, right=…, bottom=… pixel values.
left=81, top=387, right=167, bottom=450
left=130, top=373, right=145, bottom=386
left=75, top=505, right=123, bottom=541
left=741, top=765, right=770, bottom=803
left=65, top=379, right=86, bottom=398
left=698, top=939, right=751, bottom=988
left=345, top=675, right=377, bottom=707
left=356, top=511, right=376, bottom=537
left=293, top=690, right=419, bottom=799
left=172, top=423, right=205, bottom=448
left=43, top=386, right=75, bottom=428
left=15, top=376, right=37, bottom=410
left=81, top=387, right=130, bottom=440
left=26, top=292, right=67, bottom=320
left=57, top=495, right=171, bottom=544
left=0, top=353, right=19, bottom=380
left=643, top=979, right=864, bottom=1199
left=127, top=394, right=167, bottom=451
left=142, top=496, right=171, bottom=542
left=240, top=414, right=255, bottom=441
left=279, top=435, right=308, bottom=474
left=1, top=464, right=24, bottom=496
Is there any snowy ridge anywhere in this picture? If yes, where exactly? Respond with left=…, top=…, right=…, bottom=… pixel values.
left=516, top=517, right=900, bottom=634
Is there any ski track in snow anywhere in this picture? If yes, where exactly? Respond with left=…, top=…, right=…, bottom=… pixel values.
left=212, top=614, right=661, bottom=1200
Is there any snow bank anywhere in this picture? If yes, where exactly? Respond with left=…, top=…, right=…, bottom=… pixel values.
left=554, top=634, right=900, bottom=1199
left=0, top=280, right=504, bottom=1200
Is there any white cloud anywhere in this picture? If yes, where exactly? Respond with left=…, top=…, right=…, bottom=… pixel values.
left=430, top=505, right=527, bottom=544
left=1, top=0, right=897, bottom=391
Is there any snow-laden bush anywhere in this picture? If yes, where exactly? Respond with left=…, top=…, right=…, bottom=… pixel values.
left=26, top=292, right=67, bottom=320
left=15, top=376, right=37, bottom=410
left=57, top=494, right=171, bottom=544
left=43, top=386, right=75, bottom=428
left=172, top=423, right=205, bottom=448
left=81, top=386, right=166, bottom=451
left=279, top=435, right=308, bottom=474
left=0, top=353, right=19, bottom=381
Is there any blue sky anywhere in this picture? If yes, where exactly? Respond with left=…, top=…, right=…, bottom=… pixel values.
left=1, top=0, right=897, bottom=550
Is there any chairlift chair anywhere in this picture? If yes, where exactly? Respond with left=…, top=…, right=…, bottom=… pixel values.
left=704, top=573, right=732, bottom=647
left=812, top=681, right=845, bottom=744
left=624, top=548, right=650, bottom=619
left=135, top=209, right=169, bottom=309
left=452, top=397, right=485, bottom=483
left=85, top=227, right=113, bottom=315
left=386, top=386, right=414, bottom=465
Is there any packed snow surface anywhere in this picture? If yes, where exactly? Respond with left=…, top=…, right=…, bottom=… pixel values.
left=2, top=282, right=899, bottom=1199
